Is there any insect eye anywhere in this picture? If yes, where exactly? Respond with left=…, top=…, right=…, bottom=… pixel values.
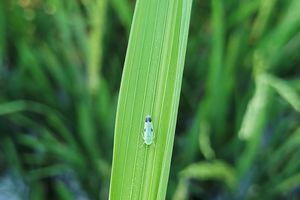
left=144, top=128, right=146, bottom=131
left=151, top=128, right=153, bottom=131
left=145, top=116, right=152, bottom=122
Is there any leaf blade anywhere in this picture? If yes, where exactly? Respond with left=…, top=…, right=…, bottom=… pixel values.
left=109, top=0, right=193, bottom=199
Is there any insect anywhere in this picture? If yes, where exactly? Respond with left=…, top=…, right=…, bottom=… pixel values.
left=143, top=115, right=154, bottom=146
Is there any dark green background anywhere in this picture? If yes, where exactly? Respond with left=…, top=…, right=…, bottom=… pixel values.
left=0, top=0, right=299, bottom=199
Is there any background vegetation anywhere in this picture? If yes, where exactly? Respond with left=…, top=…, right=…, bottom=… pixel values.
left=0, top=0, right=299, bottom=199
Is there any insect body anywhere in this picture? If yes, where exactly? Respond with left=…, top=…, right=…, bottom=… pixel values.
left=143, top=115, right=154, bottom=146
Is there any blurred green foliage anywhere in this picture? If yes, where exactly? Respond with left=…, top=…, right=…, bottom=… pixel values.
left=0, top=0, right=299, bottom=199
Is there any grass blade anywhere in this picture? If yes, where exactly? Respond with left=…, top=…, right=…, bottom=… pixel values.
left=87, top=0, right=108, bottom=93
left=173, top=160, right=237, bottom=200
left=109, top=0, right=193, bottom=199
left=262, top=74, right=300, bottom=112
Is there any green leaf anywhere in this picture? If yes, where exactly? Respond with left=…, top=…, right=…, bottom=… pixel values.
left=255, top=0, right=300, bottom=71
left=268, top=127, right=300, bottom=174
left=109, top=0, right=193, bottom=199
left=87, top=0, right=108, bottom=94
left=238, top=75, right=270, bottom=140
left=0, top=101, right=76, bottom=146
left=27, top=164, right=69, bottom=181
left=0, top=0, right=5, bottom=62
left=0, top=101, right=26, bottom=115
left=261, top=74, right=300, bottom=112
left=250, top=0, right=277, bottom=40
left=237, top=75, right=271, bottom=177
left=111, top=0, right=133, bottom=31
left=54, top=180, right=74, bottom=200
left=173, top=160, right=237, bottom=199
left=275, top=173, right=300, bottom=194
left=180, top=161, right=237, bottom=188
